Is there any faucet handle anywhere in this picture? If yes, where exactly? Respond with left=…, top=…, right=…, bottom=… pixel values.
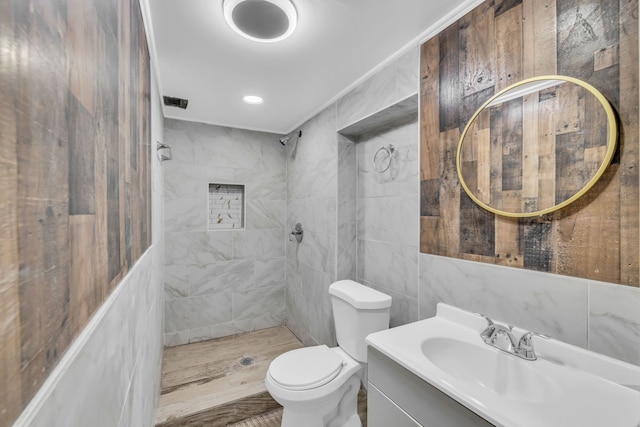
left=516, top=331, right=549, bottom=360
left=474, top=313, right=494, bottom=326
left=475, top=313, right=497, bottom=342
left=519, top=331, right=549, bottom=346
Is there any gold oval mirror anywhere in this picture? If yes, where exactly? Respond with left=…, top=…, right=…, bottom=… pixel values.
left=456, top=75, right=617, bottom=217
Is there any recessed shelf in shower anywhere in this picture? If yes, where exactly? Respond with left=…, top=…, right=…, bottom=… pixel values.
left=208, top=183, right=245, bottom=230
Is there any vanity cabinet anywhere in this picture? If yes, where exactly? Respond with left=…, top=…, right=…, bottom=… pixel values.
left=367, top=347, right=494, bottom=427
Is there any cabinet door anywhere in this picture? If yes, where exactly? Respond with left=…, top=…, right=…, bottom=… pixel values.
left=368, top=348, right=495, bottom=427
left=368, top=384, right=422, bottom=427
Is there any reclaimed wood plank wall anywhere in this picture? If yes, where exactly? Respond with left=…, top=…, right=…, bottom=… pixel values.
left=420, top=0, right=639, bottom=286
left=0, top=0, right=151, bottom=424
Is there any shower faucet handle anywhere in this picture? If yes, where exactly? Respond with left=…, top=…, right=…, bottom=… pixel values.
left=289, top=223, right=303, bottom=243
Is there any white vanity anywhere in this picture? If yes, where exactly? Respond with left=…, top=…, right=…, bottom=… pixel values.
left=365, top=303, right=640, bottom=427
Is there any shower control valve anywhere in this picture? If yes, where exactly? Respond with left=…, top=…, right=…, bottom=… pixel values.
left=290, top=223, right=303, bottom=243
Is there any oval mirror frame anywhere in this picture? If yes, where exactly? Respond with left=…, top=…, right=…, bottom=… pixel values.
left=456, top=75, right=618, bottom=218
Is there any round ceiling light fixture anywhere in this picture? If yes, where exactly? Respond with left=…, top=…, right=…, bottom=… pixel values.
left=223, top=0, right=297, bottom=43
left=242, top=95, right=264, bottom=105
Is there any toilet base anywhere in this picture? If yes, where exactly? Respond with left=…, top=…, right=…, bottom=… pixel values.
left=279, top=375, right=362, bottom=427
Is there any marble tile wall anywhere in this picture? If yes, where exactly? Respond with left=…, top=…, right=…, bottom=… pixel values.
left=418, top=253, right=640, bottom=366
left=284, top=48, right=421, bottom=347
left=163, top=119, right=286, bottom=346
left=337, top=134, right=357, bottom=281
left=285, top=106, right=339, bottom=347
left=14, top=66, right=165, bottom=426
left=337, top=48, right=420, bottom=130
left=355, top=119, right=421, bottom=328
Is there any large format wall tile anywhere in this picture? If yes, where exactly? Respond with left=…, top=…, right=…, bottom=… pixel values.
left=419, top=254, right=589, bottom=348
left=337, top=64, right=397, bottom=129
left=163, top=163, right=236, bottom=199
left=337, top=47, right=419, bottom=130
left=193, top=129, right=262, bottom=170
left=164, top=265, right=189, bottom=300
left=357, top=239, right=419, bottom=299
left=363, top=279, right=419, bottom=328
left=287, top=107, right=338, bottom=200
left=233, top=229, right=285, bottom=259
left=163, top=120, right=286, bottom=345
left=189, top=260, right=254, bottom=295
left=337, top=223, right=357, bottom=281
left=165, top=292, right=233, bottom=333
left=164, top=198, right=207, bottom=232
left=255, top=258, right=286, bottom=289
left=293, top=231, right=336, bottom=276
left=287, top=197, right=337, bottom=234
left=236, top=169, right=287, bottom=200
left=395, top=48, right=420, bottom=101
left=285, top=105, right=339, bottom=346
left=164, top=231, right=233, bottom=266
left=246, top=200, right=286, bottom=230
left=357, top=195, right=419, bottom=247
left=357, top=121, right=420, bottom=199
left=588, top=282, right=640, bottom=365
left=233, top=286, right=285, bottom=322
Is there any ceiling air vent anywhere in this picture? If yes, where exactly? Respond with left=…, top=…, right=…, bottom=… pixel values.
left=163, top=96, right=188, bottom=109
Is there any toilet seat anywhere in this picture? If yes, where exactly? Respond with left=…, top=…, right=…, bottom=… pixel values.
left=268, top=345, right=344, bottom=391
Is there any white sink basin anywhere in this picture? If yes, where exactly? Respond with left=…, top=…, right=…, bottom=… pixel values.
left=366, top=303, right=640, bottom=427
left=421, top=337, right=559, bottom=403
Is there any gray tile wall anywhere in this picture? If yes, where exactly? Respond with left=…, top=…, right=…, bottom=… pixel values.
left=285, top=106, right=339, bottom=347
left=163, top=119, right=286, bottom=346
left=355, top=119, right=420, bottom=328
left=337, top=48, right=420, bottom=130
left=337, top=134, right=357, bottom=281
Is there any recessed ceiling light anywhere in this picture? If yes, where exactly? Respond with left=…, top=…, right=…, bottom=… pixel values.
left=243, top=95, right=264, bottom=105
left=223, top=0, right=297, bottom=43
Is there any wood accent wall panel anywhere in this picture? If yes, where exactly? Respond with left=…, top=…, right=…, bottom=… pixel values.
left=420, top=0, right=639, bottom=286
left=0, top=0, right=151, bottom=424
left=0, top=0, right=22, bottom=421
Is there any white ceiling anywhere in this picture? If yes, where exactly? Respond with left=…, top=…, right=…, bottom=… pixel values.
left=147, top=0, right=475, bottom=134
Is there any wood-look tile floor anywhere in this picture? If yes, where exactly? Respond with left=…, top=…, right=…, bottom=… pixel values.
left=155, top=326, right=304, bottom=427
left=228, top=390, right=368, bottom=427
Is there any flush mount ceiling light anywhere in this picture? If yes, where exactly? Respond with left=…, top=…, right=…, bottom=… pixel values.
left=223, top=0, right=297, bottom=43
left=242, top=95, right=264, bottom=104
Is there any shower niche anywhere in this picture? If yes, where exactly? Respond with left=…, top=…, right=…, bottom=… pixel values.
left=208, top=183, right=245, bottom=230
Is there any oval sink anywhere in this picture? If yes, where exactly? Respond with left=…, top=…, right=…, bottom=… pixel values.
left=421, top=337, right=559, bottom=403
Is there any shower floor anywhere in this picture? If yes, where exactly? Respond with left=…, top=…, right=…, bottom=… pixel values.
left=155, top=326, right=304, bottom=427
left=155, top=325, right=368, bottom=426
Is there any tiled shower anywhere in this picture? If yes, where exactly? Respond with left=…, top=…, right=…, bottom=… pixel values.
left=163, top=121, right=287, bottom=346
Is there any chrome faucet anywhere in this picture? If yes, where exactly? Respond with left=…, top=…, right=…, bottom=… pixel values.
left=475, top=313, right=549, bottom=361
left=515, top=331, right=549, bottom=361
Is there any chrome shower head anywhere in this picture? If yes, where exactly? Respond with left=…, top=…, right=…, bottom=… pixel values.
left=279, top=130, right=302, bottom=146
left=279, top=135, right=290, bottom=145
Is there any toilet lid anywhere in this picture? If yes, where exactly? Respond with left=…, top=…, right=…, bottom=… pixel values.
left=269, top=345, right=344, bottom=391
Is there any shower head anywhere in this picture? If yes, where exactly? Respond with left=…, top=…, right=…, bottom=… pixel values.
left=279, top=130, right=302, bottom=146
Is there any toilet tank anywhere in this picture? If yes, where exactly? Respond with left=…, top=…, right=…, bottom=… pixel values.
left=329, top=280, right=391, bottom=363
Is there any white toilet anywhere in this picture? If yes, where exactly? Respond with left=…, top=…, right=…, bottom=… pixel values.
left=265, top=280, right=392, bottom=427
